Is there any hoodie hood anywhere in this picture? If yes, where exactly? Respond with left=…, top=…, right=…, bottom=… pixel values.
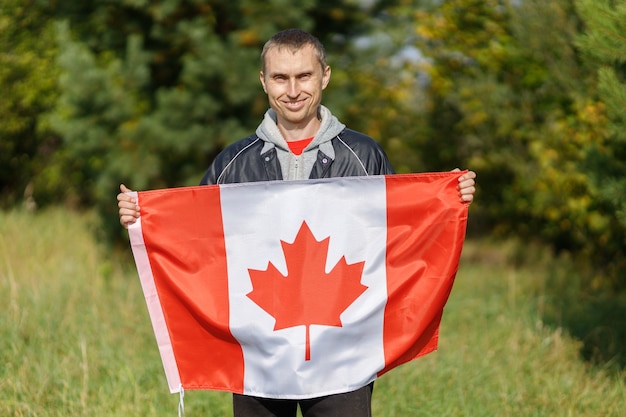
left=255, top=105, right=346, bottom=180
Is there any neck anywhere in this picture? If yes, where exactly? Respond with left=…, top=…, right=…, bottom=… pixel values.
left=276, top=107, right=322, bottom=142
left=279, top=119, right=321, bottom=142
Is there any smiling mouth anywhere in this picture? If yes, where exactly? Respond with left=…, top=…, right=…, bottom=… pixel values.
left=283, top=98, right=307, bottom=109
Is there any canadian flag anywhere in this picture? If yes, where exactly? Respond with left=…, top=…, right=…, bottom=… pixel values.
left=128, top=172, right=468, bottom=399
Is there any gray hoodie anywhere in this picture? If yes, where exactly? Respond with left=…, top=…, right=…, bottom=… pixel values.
left=255, top=105, right=346, bottom=180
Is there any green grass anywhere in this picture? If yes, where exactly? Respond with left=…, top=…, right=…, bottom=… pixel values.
left=1, top=208, right=624, bottom=416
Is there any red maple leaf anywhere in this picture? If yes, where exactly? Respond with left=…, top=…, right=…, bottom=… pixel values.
left=247, top=221, right=367, bottom=361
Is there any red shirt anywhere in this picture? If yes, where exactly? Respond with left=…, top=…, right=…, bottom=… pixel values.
left=287, top=137, right=314, bottom=155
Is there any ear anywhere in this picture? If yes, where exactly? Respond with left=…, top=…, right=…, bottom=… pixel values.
left=260, top=71, right=267, bottom=93
left=321, top=66, right=331, bottom=90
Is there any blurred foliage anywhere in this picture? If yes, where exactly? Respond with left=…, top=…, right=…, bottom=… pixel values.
left=39, top=0, right=400, bottom=241
left=386, top=0, right=624, bottom=289
left=0, top=0, right=60, bottom=208
left=407, top=0, right=596, bottom=231
left=574, top=0, right=626, bottom=288
left=0, top=0, right=624, bottom=289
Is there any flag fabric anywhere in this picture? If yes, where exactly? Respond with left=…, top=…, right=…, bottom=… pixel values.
left=128, top=172, right=468, bottom=399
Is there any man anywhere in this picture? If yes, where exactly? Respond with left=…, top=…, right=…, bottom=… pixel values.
left=118, top=29, right=476, bottom=417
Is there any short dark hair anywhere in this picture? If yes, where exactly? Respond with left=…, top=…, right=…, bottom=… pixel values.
left=261, top=29, right=327, bottom=73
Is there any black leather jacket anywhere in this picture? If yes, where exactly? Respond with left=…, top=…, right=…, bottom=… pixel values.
left=200, top=128, right=394, bottom=185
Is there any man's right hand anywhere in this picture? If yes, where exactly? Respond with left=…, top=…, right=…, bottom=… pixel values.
left=117, top=184, right=140, bottom=229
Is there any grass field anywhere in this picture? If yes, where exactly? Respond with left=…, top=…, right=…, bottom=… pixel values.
left=1, top=208, right=624, bottom=416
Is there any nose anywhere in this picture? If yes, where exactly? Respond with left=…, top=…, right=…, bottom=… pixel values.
left=287, top=78, right=299, bottom=97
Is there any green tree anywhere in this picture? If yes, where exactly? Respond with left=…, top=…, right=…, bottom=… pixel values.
left=575, top=0, right=626, bottom=287
left=0, top=0, right=59, bottom=207
left=326, top=9, right=431, bottom=174
left=409, top=0, right=595, bottom=223
left=47, top=0, right=406, bottom=241
left=396, top=0, right=624, bottom=287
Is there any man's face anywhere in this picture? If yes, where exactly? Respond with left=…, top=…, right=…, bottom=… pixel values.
left=260, top=45, right=331, bottom=133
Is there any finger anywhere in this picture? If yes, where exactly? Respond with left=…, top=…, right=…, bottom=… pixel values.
left=459, top=185, right=476, bottom=195
left=459, top=185, right=476, bottom=204
left=118, top=203, right=140, bottom=215
left=119, top=215, right=137, bottom=229
left=457, top=170, right=476, bottom=183
left=458, top=179, right=475, bottom=190
left=119, top=204, right=140, bottom=227
left=117, top=184, right=135, bottom=202
left=461, top=193, right=474, bottom=203
left=118, top=197, right=139, bottom=211
left=463, top=170, right=476, bottom=180
left=117, top=185, right=139, bottom=209
left=117, top=192, right=133, bottom=204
